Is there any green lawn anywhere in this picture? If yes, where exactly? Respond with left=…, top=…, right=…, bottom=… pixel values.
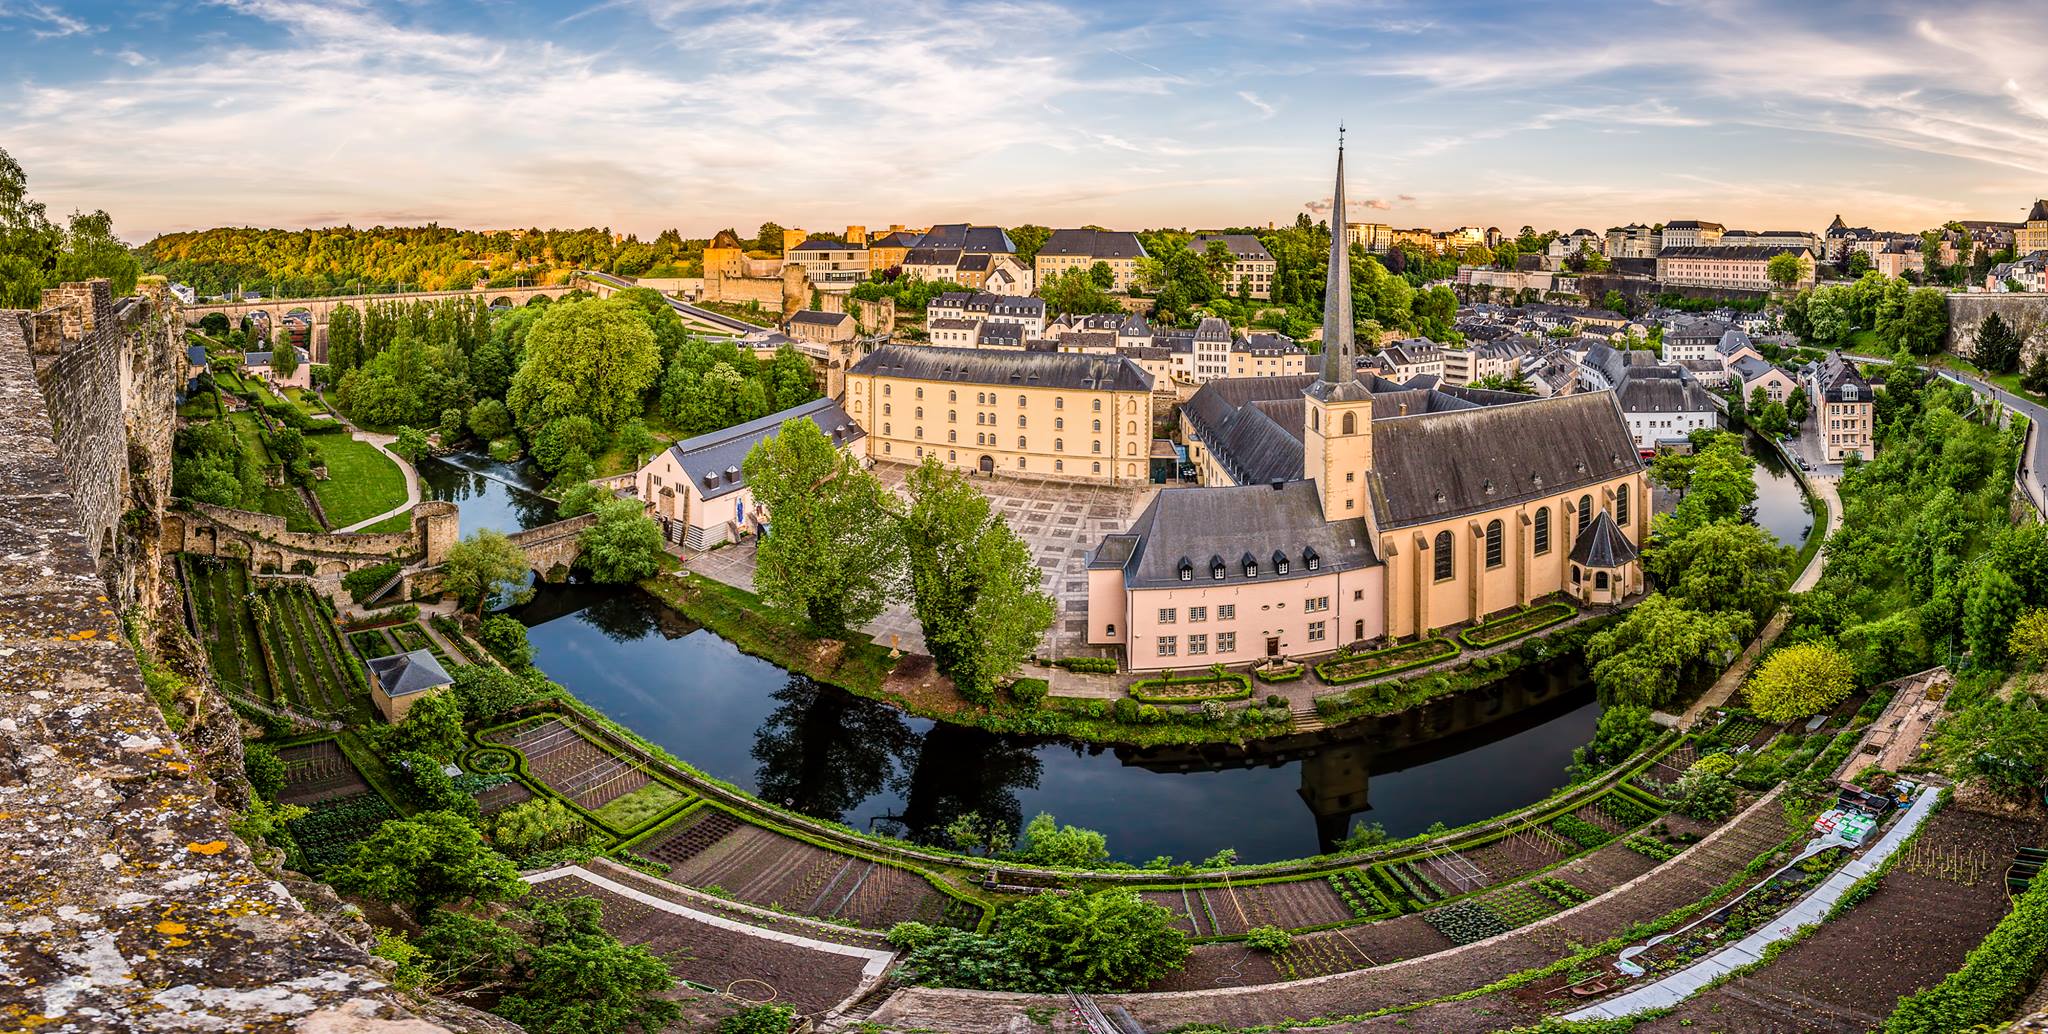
left=309, top=434, right=408, bottom=528
left=590, top=781, right=688, bottom=831
left=225, top=411, right=319, bottom=532
left=359, top=511, right=415, bottom=534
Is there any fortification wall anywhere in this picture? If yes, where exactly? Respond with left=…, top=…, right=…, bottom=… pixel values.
left=0, top=296, right=481, bottom=1031
left=169, top=500, right=461, bottom=573
left=1948, top=292, right=2048, bottom=361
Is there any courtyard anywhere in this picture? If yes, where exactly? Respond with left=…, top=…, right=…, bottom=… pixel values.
left=683, top=461, right=1158, bottom=658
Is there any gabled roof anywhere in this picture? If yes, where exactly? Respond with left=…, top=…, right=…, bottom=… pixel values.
left=787, top=309, right=851, bottom=328
left=1570, top=510, right=1639, bottom=568
left=918, top=223, right=1015, bottom=253
left=1038, top=228, right=1147, bottom=260
left=665, top=396, right=864, bottom=501
left=367, top=650, right=452, bottom=698
left=1188, top=234, right=1274, bottom=261
left=1088, top=481, right=1375, bottom=589
left=1368, top=391, right=1643, bottom=530
left=850, top=344, right=1152, bottom=392
left=1809, top=352, right=1872, bottom=404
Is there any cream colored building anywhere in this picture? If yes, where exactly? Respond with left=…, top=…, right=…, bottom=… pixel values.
left=2019, top=200, right=2048, bottom=256
left=1034, top=229, right=1148, bottom=292
left=1188, top=234, right=1277, bottom=300
left=1805, top=352, right=1876, bottom=461
left=786, top=237, right=869, bottom=291
left=1660, top=220, right=1725, bottom=249
left=634, top=397, right=866, bottom=550
left=1346, top=222, right=1393, bottom=253
left=1656, top=246, right=1813, bottom=291
left=846, top=344, right=1154, bottom=482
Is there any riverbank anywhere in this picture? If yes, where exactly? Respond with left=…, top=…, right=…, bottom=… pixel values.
left=635, top=565, right=1612, bottom=750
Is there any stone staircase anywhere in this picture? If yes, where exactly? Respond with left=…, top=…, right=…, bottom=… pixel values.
left=1290, top=703, right=1327, bottom=733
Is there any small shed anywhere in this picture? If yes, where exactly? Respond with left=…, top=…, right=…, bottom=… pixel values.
left=366, top=648, right=454, bottom=722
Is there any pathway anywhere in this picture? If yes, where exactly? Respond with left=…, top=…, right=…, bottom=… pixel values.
left=1566, top=785, right=1941, bottom=1021
left=330, top=427, right=422, bottom=532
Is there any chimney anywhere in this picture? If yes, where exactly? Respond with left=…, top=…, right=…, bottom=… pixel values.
left=1398, top=402, right=1408, bottom=416
left=1270, top=478, right=1285, bottom=491
left=724, top=466, right=740, bottom=484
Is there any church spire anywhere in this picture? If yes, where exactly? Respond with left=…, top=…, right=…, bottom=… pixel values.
left=1320, top=127, right=1355, bottom=386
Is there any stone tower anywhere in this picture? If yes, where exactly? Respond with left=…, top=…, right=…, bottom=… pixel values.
left=1304, top=128, right=1374, bottom=523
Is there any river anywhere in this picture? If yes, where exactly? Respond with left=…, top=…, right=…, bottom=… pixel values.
left=1747, top=434, right=1814, bottom=548
left=437, top=450, right=1604, bottom=864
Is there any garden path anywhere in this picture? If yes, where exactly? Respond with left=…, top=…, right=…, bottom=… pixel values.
left=312, top=388, right=422, bottom=533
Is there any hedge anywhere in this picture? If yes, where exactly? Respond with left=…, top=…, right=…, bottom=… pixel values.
left=1315, top=637, right=1460, bottom=685
left=1458, top=602, right=1576, bottom=649
left=1129, top=671, right=1253, bottom=704
left=1054, top=656, right=1118, bottom=673
left=1254, top=664, right=1306, bottom=684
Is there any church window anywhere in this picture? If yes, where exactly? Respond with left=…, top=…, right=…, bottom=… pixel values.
left=1433, top=531, right=1454, bottom=581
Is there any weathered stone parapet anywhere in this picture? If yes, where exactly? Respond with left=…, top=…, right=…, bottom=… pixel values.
left=169, top=501, right=459, bottom=574
left=0, top=305, right=470, bottom=1031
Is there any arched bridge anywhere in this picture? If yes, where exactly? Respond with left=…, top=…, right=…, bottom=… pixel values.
left=182, top=282, right=582, bottom=358
left=507, top=511, right=599, bottom=579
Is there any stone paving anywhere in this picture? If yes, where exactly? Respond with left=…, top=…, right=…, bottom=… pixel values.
left=683, top=462, right=1158, bottom=659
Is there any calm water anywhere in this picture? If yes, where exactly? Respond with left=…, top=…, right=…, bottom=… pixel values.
left=1747, top=435, right=1814, bottom=549
left=514, top=583, right=1602, bottom=864
left=418, top=453, right=559, bottom=535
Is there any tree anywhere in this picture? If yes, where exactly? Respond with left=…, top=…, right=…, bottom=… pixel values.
left=485, top=798, right=594, bottom=860
left=442, top=530, right=531, bottom=615
left=901, top=459, right=1055, bottom=703
left=1974, top=312, right=2022, bottom=374
left=752, top=222, right=786, bottom=255
left=1019, top=812, right=1109, bottom=868
left=1654, top=520, right=1792, bottom=618
left=467, top=397, right=513, bottom=441
left=577, top=499, right=665, bottom=583
left=1766, top=251, right=1808, bottom=290
left=1786, top=385, right=1809, bottom=425
left=1583, top=594, right=1753, bottom=708
left=1745, top=642, right=1858, bottom=722
left=1674, top=770, right=1737, bottom=821
left=1965, top=567, right=2025, bottom=666
left=2008, top=608, right=2048, bottom=669
left=386, top=691, right=466, bottom=759
left=944, top=811, right=1015, bottom=857
left=271, top=327, right=300, bottom=378
left=243, top=742, right=286, bottom=799
left=741, top=418, right=900, bottom=635
left=555, top=481, right=610, bottom=518
left=1845, top=250, right=1874, bottom=277
left=2023, top=355, right=2048, bottom=397
left=327, top=811, right=528, bottom=915
left=507, top=298, right=661, bottom=432
left=1008, top=224, right=1052, bottom=265
left=1898, top=287, right=1949, bottom=356
left=450, top=664, right=540, bottom=722
left=1039, top=267, right=1121, bottom=316
left=496, top=902, right=681, bottom=1034
left=414, top=910, right=524, bottom=987
left=614, top=418, right=657, bottom=467
left=391, top=425, right=430, bottom=464
left=999, top=887, right=1189, bottom=991
left=1568, top=704, right=1656, bottom=782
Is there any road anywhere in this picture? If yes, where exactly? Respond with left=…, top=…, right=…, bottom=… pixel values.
left=578, top=270, right=774, bottom=336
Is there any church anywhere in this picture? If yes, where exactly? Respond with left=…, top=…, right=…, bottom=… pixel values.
left=1085, top=137, right=1649, bottom=671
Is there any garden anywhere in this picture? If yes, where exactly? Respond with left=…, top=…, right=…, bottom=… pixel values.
left=1458, top=601, right=1577, bottom=649
left=1313, top=636, right=1461, bottom=685
left=183, top=557, right=371, bottom=721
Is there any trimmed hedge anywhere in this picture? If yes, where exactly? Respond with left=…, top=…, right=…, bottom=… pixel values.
left=1315, top=637, right=1460, bottom=686
left=1883, top=868, right=2048, bottom=1033
left=1129, top=671, right=1253, bottom=704
left=1458, top=602, right=1576, bottom=649
left=1054, top=656, right=1118, bottom=673
left=1254, top=664, right=1306, bottom=684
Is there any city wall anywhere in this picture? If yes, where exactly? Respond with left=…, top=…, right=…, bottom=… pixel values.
left=1947, top=292, right=2048, bottom=361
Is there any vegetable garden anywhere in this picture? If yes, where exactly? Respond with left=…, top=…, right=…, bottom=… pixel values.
left=182, top=557, right=371, bottom=720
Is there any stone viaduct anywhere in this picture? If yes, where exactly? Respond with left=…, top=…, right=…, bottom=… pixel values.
left=182, top=280, right=586, bottom=359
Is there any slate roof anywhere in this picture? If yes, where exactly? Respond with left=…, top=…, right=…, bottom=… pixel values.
left=788, top=310, right=851, bottom=328
left=1569, top=510, right=1639, bottom=568
left=1367, top=391, right=1643, bottom=530
left=1038, top=229, right=1147, bottom=260
left=1809, top=352, right=1872, bottom=404
left=976, top=322, right=1025, bottom=348
left=902, top=247, right=963, bottom=267
left=2030, top=200, right=2048, bottom=222
left=851, top=343, right=1152, bottom=392
left=665, top=396, right=864, bottom=501
left=1657, top=245, right=1809, bottom=260
left=1188, top=234, right=1274, bottom=261
left=957, top=253, right=992, bottom=273
left=367, top=650, right=453, bottom=698
left=1088, top=480, right=1376, bottom=589
left=1615, top=367, right=1715, bottom=414
left=918, top=223, right=1015, bottom=253
left=186, top=344, right=208, bottom=366
left=870, top=230, right=921, bottom=248
left=1730, top=355, right=1787, bottom=383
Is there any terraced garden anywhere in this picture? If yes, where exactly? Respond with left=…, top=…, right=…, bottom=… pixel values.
left=486, top=716, right=680, bottom=818
left=183, top=557, right=371, bottom=720
left=275, top=739, right=371, bottom=806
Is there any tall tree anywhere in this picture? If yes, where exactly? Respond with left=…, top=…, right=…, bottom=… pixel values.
left=1745, top=642, right=1857, bottom=722
left=327, top=811, right=527, bottom=915
left=1584, top=594, right=1753, bottom=708
left=1766, top=251, right=1808, bottom=290
left=1652, top=520, right=1792, bottom=618
left=576, top=498, right=665, bottom=583
left=1974, top=312, right=2022, bottom=374
left=507, top=298, right=660, bottom=432
left=442, top=530, right=531, bottom=615
left=741, top=418, right=900, bottom=636
left=902, top=458, right=1056, bottom=703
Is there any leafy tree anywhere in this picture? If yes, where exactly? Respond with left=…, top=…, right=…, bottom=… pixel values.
left=577, top=499, right=665, bottom=583
left=1039, top=267, right=1122, bottom=316
left=485, top=798, right=594, bottom=860
left=467, top=398, right=513, bottom=441
left=2008, top=608, right=2048, bottom=669
left=1019, top=812, right=1109, bottom=868
left=2024, top=355, right=2048, bottom=397
left=1000, top=887, right=1189, bottom=991
left=243, top=742, right=286, bottom=799
left=1845, top=250, right=1873, bottom=278
left=528, top=413, right=600, bottom=475
left=388, top=749, right=479, bottom=819
left=1568, top=704, right=1656, bottom=782
left=414, top=909, right=524, bottom=987
left=1674, top=770, right=1737, bottom=821
left=450, top=663, right=541, bottom=721
left=1654, top=520, right=1792, bottom=618
left=1898, top=287, right=1949, bottom=356
left=496, top=896, right=681, bottom=1034
left=507, top=298, right=661, bottom=432
left=438, top=406, right=466, bottom=444
left=741, top=417, right=900, bottom=635
left=326, top=304, right=363, bottom=374
left=1964, top=567, right=2025, bottom=666
left=270, top=328, right=300, bottom=378
left=614, top=418, right=657, bottom=467
left=1785, top=385, right=1809, bottom=425
left=1974, top=312, right=2023, bottom=374
left=1583, top=594, right=1752, bottom=708
left=51, top=207, right=141, bottom=296
left=1766, top=251, right=1808, bottom=290
left=391, top=425, right=430, bottom=464
left=555, top=481, right=611, bottom=518
left=1745, top=642, right=1857, bottom=722
left=479, top=615, right=534, bottom=668
left=327, top=811, right=527, bottom=915
left=944, top=811, right=1016, bottom=857
left=901, top=459, right=1055, bottom=703
left=1932, top=694, right=2048, bottom=800
left=386, top=691, right=466, bottom=759
left=752, top=222, right=786, bottom=254
left=442, top=530, right=531, bottom=615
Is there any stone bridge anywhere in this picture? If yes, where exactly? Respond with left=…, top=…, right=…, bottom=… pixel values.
left=508, top=511, right=600, bottom=578
left=182, top=281, right=586, bottom=359
left=167, top=499, right=460, bottom=574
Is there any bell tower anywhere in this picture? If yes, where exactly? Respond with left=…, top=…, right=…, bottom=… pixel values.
left=1304, top=126, right=1374, bottom=523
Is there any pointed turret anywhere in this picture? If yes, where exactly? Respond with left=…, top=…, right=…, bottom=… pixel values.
left=1303, top=127, right=1374, bottom=522
left=1320, top=128, right=1357, bottom=386
left=1826, top=214, right=1847, bottom=234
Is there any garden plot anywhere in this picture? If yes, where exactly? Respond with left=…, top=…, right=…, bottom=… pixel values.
left=276, top=740, right=370, bottom=806
left=186, top=559, right=366, bottom=719
left=1458, top=825, right=1574, bottom=885
left=524, top=871, right=883, bottom=1017
left=1202, top=879, right=1357, bottom=937
left=184, top=556, right=275, bottom=703
left=1630, top=745, right=1699, bottom=794
left=665, top=821, right=960, bottom=929
left=286, top=793, right=398, bottom=871
left=637, top=808, right=742, bottom=868
left=473, top=779, right=534, bottom=815
left=488, top=717, right=659, bottom=813
left=1142, top=889, right=1215, bottom=937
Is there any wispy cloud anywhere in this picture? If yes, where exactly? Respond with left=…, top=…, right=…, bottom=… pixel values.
left=3, top=1, right=95, bottom=38
left=1237, top=90, right=1274, bottom=118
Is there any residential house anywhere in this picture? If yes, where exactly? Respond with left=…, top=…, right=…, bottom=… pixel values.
left=1612, top=365, right=1717, bottom=453
left=1189, top=234, right=1277, bottom=299
left=634, top=396, right=865, bottom=550
left=1606, top=224, right=1662, bottom=260
left=1367, top=339, right=1445, bottom=382
left=368, top=650, right=453, bottom=722
left=1987, top=252, right=2048, bottom=292
left=1440, top=337, right=1529, bottom=387
left=845, top=344, right=1154, bottom=482
left=2020, top=200, right=2048, bottom=256
left=925, top=292, right=1048, bottom=336
left=241, top=347, right=310, bottom=390
left=1662, top=317, right=1733, bottom=361
left=785, top=310, right=855, bottom=345
left=1731, top=355, right=1798, bottom=404
left=1805, top=352, right=1876, bottom=461
left=867, top=230, right=922, bottom=274
left=1228, top=332, right=1309, bottom=379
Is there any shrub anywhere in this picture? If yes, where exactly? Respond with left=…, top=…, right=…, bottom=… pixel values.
left=1009, top=677, right=1048, bottom=709
left=1550, top=814, right=1612, bottom=850
left=717, top=1005, right=795, bottom=1034
left=1688, top=752, right=1738, bottom=777
left=1675, top=770, right=1738, bottom=821
left=1244, top=926, right=1293, bottom=953
left=1112, top=697, right=1140, bottom=723
left=243, top=742, right=286, bottom=799
left=479, top=615, right=534, bottom=668
left=1055, top=656, right=1118, bottom=673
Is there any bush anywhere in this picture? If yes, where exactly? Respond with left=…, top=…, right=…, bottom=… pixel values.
left=1055, top=656, right=1117, bottom=673
left=1882, top=876, right=2048, bottom=1033
left=1009, top=677, right=1048, bottom=709
left=717, top=1005, right=795, bottom=1034
left=1689, top=752, right=1738, bottom=777
left=1244, top=926, right=1293, bottom=953
left=1675, top=770, right=1738, bottom=821
left=243, top=742, right=286, bottom=799
left=1112, top=697, right=1140, bottom=723
left=343, top=562, right=403, bottom=604
left=479, top=615, right=533, bottom=668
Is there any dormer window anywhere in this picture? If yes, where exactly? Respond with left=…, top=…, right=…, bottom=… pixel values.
left=1210, top=555, right=1226, bottom=581
left=1304, top=547, right=1321, bottom=571
left=1273, top=550, right=1290, bottom=575
left=1843, top=385, right=1859, bottom=401
left=1178, top=557, right=1194, bottom=582
left=1242, top=552, right=1259, bottom=578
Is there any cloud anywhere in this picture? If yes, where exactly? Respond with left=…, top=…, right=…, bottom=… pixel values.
left=1237, top=90, right=1274, bottom=118
left=1303, top=196, right=1398, bottom=215
left=3, top=2, right=95, bottom=38
left=114, top=48, right=148, bottom=66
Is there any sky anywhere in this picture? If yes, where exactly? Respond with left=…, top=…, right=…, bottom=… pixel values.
left=2, top=0, right=2046, bottom=243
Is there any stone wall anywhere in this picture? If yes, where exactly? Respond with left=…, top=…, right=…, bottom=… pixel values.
left=1947, top=292, right=2048, bottom=362
left=169, top=500, right=461, bottom=574
left=817, top=292, right=896, bottom=336
left=0, top=295, right=482, bottom=1032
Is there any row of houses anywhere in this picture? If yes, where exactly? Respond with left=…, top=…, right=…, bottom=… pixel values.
left=917, top=291, right=1308, bottom=387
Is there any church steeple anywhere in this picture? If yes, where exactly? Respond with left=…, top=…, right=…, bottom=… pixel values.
left=1321, top=126, right=1356, bottom=385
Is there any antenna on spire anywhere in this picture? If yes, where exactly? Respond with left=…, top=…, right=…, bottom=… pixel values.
left=1338, top=123, right=1346, bottom=149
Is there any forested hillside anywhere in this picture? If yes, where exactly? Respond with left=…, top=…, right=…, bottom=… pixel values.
left=140, top=225, right=708, bottom=298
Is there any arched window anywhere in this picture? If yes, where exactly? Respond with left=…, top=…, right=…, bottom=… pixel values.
left=1617, top=483, right=1631, bottom=525
left=1354, top=619, right=1365, bottom=640
left=1311, top=408, right=1320, bottom=431
left=1595, top=571, right=1610, bottom=590
left=1093, top=399, right=1102, bottom=412
left=1055, top=397, right=1064, bottom=409
left=1534, top=507, right=1552, bottom=555
left=1093, top=419, right=1101, bottom=431
left=1054, top=438, right=1064, bottom=452
left=1433, top=530, right=1454, bottom=581
left=1127, top=421, right=1137, bottom=434
left=1341, top=411, right=1356, bottom=435
left=1577, top=494, right=1593, bottom=532
left=1485, top=519, right=1504, bottom=568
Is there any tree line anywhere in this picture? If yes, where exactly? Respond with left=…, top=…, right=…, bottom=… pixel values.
left=0, top=146, right=142, bottom=308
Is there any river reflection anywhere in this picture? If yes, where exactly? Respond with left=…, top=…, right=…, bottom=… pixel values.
left=515, top=583, right=1601, bottom=863
left=417, top=453, right=559, bottom=535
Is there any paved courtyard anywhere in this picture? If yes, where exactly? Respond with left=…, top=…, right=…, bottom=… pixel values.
left=684, top=462, right=1157, bottom=659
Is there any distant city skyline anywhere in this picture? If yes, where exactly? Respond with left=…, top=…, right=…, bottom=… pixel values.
left=3, top=0, right=2045, bottom=242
